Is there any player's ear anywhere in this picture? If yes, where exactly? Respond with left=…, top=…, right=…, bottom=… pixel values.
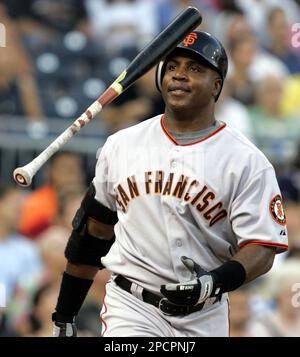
left=212, top=77, right=222, bottom=100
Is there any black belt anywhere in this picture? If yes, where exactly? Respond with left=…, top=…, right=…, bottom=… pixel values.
left=114, top=275, right=206, bottom=316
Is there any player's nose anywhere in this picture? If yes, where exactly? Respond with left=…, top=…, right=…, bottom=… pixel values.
left=172, top=66, right=188, bottom=81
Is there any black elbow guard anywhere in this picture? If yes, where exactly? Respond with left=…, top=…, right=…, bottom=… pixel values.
left=72, top=182, right=118, bottom=231
left=65, top=182, right=117, bottom=268
left=65, top=231, right=114, bottom=268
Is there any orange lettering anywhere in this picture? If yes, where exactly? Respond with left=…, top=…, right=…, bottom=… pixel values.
left=209, top=210, right=227, bottom=227
left=184, top=180, right=199, bottom=201
left=196, top=192, right=215, bottom=212
left=155, top=171, right=164, bottom=194
left=191, top=185, right=207, bottom=205
left=203, top=202, right=223, bottom=220
left=162, top=173, right=174, bottom=195
left=115, top=193, right=126, bottom=213
left=117, top=184, right=130, bottom=207
left=172, top=175, right=189, bottom=198
left=127, top=175, right=139, bottom=199
left=145, top=171, right=152, bottom=194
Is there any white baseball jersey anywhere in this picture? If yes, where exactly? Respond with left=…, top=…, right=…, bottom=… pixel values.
left=93, top=115, right=288, bottom=295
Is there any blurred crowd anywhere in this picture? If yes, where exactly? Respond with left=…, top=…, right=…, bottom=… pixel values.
left=0, top=0, right=300, bottom=337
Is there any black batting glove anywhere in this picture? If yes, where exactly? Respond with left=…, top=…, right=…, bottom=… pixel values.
left=160, top=256, right=220, bottom=306
left=52, top=312, right=77, bottom=337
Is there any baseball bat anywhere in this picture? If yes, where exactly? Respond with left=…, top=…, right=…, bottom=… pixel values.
left=13, top=7, right=202, bottom=187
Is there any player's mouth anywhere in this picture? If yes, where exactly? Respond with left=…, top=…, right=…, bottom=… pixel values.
left=168, top=85, right=191, bottom=96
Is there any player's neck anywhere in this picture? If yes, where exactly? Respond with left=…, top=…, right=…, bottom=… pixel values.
left=164, top=107, right=216, bottom=133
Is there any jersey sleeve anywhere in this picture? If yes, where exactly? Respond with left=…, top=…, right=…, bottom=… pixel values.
left=92, top=137, right=117, bottom=211
left=230, top=167, right=288, bottom=253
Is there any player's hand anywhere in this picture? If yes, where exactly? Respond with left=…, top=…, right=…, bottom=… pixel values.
left=160, top=256, right=218, bottom=306
left=52, top=312, right=77, bottom=337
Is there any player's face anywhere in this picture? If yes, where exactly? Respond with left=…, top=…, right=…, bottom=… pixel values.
left=161, top=53, right=221, bottom=112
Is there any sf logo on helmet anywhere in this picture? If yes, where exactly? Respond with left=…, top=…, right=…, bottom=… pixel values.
left=183, top=32, right=198, bottom=47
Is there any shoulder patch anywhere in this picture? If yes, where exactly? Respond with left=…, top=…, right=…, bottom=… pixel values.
left=269, top=195, right=286, bottom=226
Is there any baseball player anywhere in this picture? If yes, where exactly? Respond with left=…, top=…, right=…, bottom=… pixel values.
left=52, top=31, right=288, bottom=337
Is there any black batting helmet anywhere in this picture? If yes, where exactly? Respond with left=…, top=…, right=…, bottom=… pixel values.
left=155, top=31, right=228, bottom=101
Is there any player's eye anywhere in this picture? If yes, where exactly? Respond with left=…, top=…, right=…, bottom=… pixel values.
left=167, top=63, right=176, bottom=71
left=190, top=65, right=201, bottom=72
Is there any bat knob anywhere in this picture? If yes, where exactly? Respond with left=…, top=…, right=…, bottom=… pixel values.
left=13, top=168, right=32, bottom=187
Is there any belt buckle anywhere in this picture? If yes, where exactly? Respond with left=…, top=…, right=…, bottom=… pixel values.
left=158, top=298, right=173, bottom=316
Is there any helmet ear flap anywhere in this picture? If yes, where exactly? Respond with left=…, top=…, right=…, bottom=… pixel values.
left=155, top=60, right=165, bottom=93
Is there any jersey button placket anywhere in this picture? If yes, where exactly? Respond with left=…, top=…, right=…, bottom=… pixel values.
left=176, top=239, right=182, bottom=247
left=170, top=146, right=181, bottom=170
left=168, top=147, right=189, bottom=279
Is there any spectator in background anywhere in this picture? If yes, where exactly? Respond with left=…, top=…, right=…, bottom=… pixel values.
left=227, top=33, right=288, bottom=106
left=226, top=34, right=257, bottom=105
left=285, top=203, right=300, bottom=249
left=18, top=151, right=85, bottom=238
left=0, top=4, right=44, bottom=120
left=101, top=68, right=165, bottom=133
left=216, top=0, right=241, bottom=12
left=154, top=0, right=218, bottom=33
left=85, top=0, right=158, bottom=52
left=280, top=76, right=300, bottom=118
left=235, top=0, right=300, bottom=47
left=251, top=259, right=300, bottom=337
left=26, top=281, right=62, bottom=336
left=266, top=7, right=300, bottom=75
left=26, top=274, right=110, bottom=336
left=248, top=75, right=300, bottom=167
left=278, top=144, right=300, bottom=205
left=37, top=185, right=85, bottom=283
left=229, top=287, right=256, bottom=337
left=3, top=1, right=94, bottom=124
left=0, top=308, right=19, bottom=336
left=213, top=7, right=252, bottom=49
left=0, top=184, right=42, bottom=303
left=40, top=184, right=85, bottom=234
left=215, top=82, right=254, bottom=142
left=4, top=0, right=87, bottom=40
left=271, top=201, right=300, bottom=267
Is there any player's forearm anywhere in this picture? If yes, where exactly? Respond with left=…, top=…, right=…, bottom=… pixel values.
left=232, top=245, right=276, bottom=284
left=53, top=183, right=117, bottom=327
left=53, top=263, right=97, bottom=318
left=65, top=262, right=99, bottom=280
left=53, top=262, right=100, bottom=324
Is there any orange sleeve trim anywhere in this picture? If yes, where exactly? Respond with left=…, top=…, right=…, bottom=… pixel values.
left=239, top=240, right=288, bottom=250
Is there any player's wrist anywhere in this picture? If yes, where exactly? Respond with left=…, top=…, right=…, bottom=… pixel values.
left=210, top=260, right=246, bottom=294
left=55, top=272, right=94, bottom=318
left=52, top=311, right=75, bottom=324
